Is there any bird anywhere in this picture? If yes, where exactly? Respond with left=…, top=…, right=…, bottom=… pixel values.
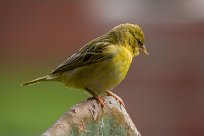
left=22, top=23, right=149, bottom=108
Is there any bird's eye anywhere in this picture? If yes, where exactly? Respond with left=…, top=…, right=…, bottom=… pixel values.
left=138, top=40, right=142, bottom=46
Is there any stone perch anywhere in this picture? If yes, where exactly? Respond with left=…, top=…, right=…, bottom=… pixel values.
left=42, top=96, right=141, bottom=136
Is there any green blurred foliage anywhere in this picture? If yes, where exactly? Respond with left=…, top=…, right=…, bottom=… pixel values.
left=0, top=74, right=86, bottom=136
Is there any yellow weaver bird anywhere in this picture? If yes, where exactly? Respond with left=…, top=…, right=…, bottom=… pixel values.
left=22, top=23, right=149, bottom=107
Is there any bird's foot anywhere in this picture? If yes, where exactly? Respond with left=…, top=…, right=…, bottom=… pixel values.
left=88, top=96, right=105, bottom=108
left=86, top=88, right=105, bottom=108
left=106, top=90, right=125, bottom=107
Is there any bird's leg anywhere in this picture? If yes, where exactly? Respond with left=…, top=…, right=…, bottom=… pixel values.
left=86, top=88, right=105, bottom=108
left=106, top=90, right=125, bottom=107
left=93, top=96, right=105, bottom=108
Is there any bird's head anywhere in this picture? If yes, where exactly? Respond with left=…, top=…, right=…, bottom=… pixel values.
left=110, top=23, right=149, bottom=56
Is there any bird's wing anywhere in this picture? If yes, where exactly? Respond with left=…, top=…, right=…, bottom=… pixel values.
left=50, top=42, right=114, bottom=74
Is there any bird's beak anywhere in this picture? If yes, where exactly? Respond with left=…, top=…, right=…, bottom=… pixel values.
left=139, top=45, right=149, bottom=55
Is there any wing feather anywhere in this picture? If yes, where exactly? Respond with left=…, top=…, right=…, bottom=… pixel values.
left=50, top=42, right=114, bottom=74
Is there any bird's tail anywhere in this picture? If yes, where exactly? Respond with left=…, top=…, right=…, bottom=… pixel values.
left=21, top=75, right=51, bottom=86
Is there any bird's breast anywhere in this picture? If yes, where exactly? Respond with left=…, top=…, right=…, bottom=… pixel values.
left=94, top=45, right=133, bottom=90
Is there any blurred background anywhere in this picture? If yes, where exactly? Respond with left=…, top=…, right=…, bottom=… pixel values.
left=1, top=0, right=204, bottom=136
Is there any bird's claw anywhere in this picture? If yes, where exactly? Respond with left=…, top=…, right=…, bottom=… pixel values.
left=88, top=96, right=105, bottom=108
left=106, top=90, right=125, bottom=107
